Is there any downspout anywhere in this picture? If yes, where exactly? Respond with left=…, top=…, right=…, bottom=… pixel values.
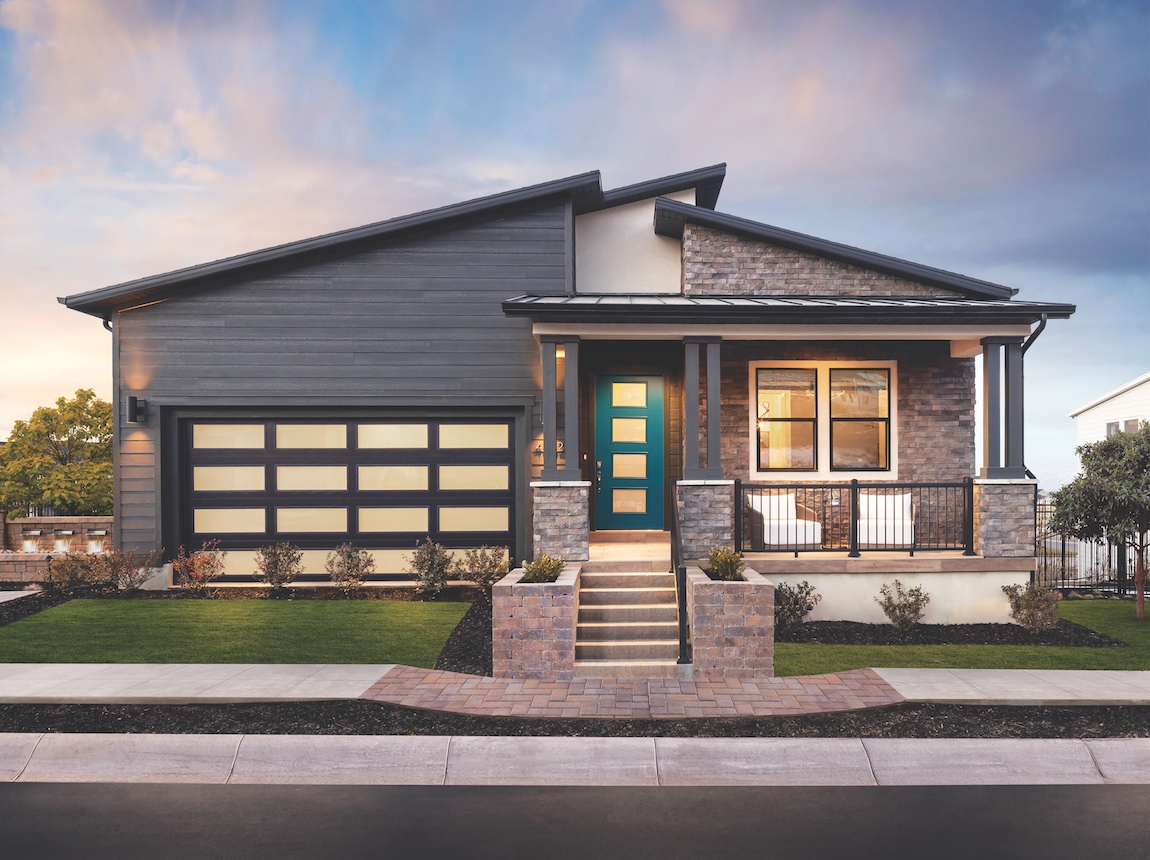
left=1019, top=314, right=1047, bottom=480
left=102, top=318, right=113, bottom=333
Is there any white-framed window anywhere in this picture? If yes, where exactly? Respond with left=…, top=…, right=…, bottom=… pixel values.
left=749, top=360, right=897, bottom=480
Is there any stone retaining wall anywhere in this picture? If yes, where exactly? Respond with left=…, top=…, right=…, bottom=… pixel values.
left=677, top=481, right=734, bottom=561
left=975, top=479, right=1037, bottom=558
left=685, top=566, right=774, bottom=679
left=3, top=516, right=114, bottom=554
left=491, top=564, right=579, bottom=680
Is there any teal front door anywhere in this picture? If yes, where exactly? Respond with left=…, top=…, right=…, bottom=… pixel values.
left=594, top=374, right=665, bottom=530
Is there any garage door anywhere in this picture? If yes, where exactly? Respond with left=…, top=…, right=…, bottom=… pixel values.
left=182, top=418, right=516, bottom=576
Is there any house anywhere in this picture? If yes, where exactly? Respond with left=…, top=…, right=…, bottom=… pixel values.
left=61, top=164, right=1075, bottom=645
left=1069, top=371, right=1150, bottom=446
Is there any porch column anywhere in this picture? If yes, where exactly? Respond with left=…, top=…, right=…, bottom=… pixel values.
left=981, top=337, right=1027, bottom=479
left=684, top=336, right=723, bottom=480
left=540, top=335, right=581, bottom=481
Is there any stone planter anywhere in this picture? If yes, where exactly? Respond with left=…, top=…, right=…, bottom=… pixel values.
left=685, top=565, right=775, bottom=679
left=491, top=563, right=580, bottom=680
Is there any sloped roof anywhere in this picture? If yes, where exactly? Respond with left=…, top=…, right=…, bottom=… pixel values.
left=653, top=197, right=1017, bottom=300
left=1069, top=371, right=1150, bottom=417
left=61, top=164, right=727, bottom=318
left=502, top=294, right=1074, bottom=326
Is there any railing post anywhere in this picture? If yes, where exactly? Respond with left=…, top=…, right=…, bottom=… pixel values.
left=848, top=479, right=860, bottom=557
left=963, top=476, right=976, bottom=556
left=676, top=564, right=689, bottom=665
left=733, top=479, right=743, bottom=553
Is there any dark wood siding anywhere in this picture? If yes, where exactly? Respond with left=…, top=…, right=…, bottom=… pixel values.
left=115, top=205, right=567, bottom=552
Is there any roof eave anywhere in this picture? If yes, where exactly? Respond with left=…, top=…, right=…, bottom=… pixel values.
left=591, top=163, right=727, bottom=213
left=654, top=198, right=1019, bottom=300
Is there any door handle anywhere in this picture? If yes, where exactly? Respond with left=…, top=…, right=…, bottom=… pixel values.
left=596, top=461, right=602, bottom=493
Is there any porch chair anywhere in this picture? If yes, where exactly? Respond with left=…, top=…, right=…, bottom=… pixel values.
left=857, top=491, right=915, bottom=549
left=748, top=492, right=823, bottom=550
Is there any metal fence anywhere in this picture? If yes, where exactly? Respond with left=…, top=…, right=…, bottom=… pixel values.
left=1036, top=500, right=1144, bottom=594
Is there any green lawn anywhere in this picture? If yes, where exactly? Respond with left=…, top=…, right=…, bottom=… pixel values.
left=0, top=600, right=470, bottom=666
left=775, top=600, right=1150, bottom=677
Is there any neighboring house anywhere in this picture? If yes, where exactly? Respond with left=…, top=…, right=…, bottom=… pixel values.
left=61, top=164, right=1074, bottom=623
left=1069, top=371, right=1150, bottom=446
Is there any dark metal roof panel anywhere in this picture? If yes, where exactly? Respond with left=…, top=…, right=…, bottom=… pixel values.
left=653, top=198, right=1019, bottom=300
left=592, top=163, right=726, bottom=213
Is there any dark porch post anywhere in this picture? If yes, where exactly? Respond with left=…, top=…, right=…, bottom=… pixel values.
left=541, top=335, right=580, bottom=481
left=981, top=336, right=1027, bottom=479
left=704, top=339, right=723, bottom=478
left=684, top=339, right=701, bottom=478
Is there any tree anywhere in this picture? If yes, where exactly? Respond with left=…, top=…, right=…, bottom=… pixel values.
left=1049, top=422, right=1150, bottom=620
left=0, top=389, right=113, bottom=517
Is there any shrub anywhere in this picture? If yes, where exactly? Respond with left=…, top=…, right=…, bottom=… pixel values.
left=1002, top=583, right=1061, bottom=634
left=254, top=542, right=303, bottom=596
left=325, top=543, right=374, bottom=598
left=43, top=547, right=163, bottom=596
left=521, top=554, right=564, bottom=583
left=705, top=545, right=745, bottom=581
left=172, top=541, right=226, bottom=597
left=874, top=579, right=930, bottom=633
left=456, top=546, right=510, bottom=603
left=775, top=580, right=822, bottom=631
left=406, top=537, right=454, bottom=600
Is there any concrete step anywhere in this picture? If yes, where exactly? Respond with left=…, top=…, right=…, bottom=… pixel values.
left=573, top=660, right=691, bottom=679
left=575, top=640, right=680, bottom=661
left=576, top=621, right=680, bottom=641
left=580, top=560, right=670, bottom=573
left=578, top=587, right=677, bottom=607
left=579, top=571, right=675, bottom=589
left=578, top=604, right=679, bottom=624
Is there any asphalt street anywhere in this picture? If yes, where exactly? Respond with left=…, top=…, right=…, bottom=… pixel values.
left=0, top=783, right=1144, bottom=860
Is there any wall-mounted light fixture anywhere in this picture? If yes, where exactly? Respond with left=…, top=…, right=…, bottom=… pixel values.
left=127, top=396, right=148, bottom=423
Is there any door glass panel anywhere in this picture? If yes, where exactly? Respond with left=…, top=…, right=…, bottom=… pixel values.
left=276, top=466, right=347, bottom=491
left=276, top=424, right=347, bottom=449
left=276, top=507, right=348, bottom=533
left=359, top=507, right=428, bottom=533
left=439, top=424, right=509, bottom=449
left=612, top=454, right=646, bottom=479
left=611, top=382, right=647, bottom=408
left=612, top=489, right=647, bottom=514
left=193, top=508, right=266, bottom=534
left=358, top=465, right=428, bottom=491
left=439, top=506, right=509, bottom=532
left=612, top=418, right=646, bottom=443
left=358, top=424, right=428, bottom=449
left=439, top=465, right=509, bottom=490
left=193, top=466, right=265, bottom=492
left=193, top=424, right=265, bottom=449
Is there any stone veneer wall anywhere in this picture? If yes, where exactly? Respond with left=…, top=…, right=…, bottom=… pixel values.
left=685, top=566, right=774, bottom=679
left=491, top=565, right=578, bottom=680
left=713, top=342, right=975, bottom=483
left=975, top=480, right=1037, bottom=558
left=676, top=481, right=734, bottom=560
left=3, top=516, right=114, bottom=554
left=530, top=482, right=590, bottom=562
left=682, top=224, right=957, bottom=297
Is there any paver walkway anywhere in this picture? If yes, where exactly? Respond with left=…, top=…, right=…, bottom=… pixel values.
left=360, top=666, right=905, bottom=718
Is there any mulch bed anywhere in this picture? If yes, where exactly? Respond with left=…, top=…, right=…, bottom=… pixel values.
left=0, top=589, right=1143, bottom=738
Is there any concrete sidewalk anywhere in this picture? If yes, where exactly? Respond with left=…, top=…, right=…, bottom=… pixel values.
left=0, top=733, right=1145, bottom=785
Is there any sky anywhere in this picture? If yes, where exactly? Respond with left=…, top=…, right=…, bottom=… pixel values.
left=0, top=0, right=1146, bottom=489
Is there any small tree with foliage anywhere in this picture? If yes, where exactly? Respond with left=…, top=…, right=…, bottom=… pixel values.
left=456, top=546, right=510, bottom=604
left=325, top=543, right=374, bottom=598
left=172, top=541, right=227, bottom=597
left=875, top=579, right=930, bottom=633
left=0, top=389, right=112, bottom=516
left=406, top=537, right=454, bottom=600
left=1050, top=421, right=1150, bottom=619
left=254, top=542, right=303, bottom=596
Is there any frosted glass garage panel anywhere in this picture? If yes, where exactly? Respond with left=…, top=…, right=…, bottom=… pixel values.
left=359, top=507, right=429, bottom=533
left=193, top=466, right=265, bottom=492
left=438, top=424, right=509, bottom=449
left=439, top=506, right=509, bottom=532
left=438, top=465, right=509, bottom=491
left=276, top=466, right=348, bottom=491
left=275, top=424, right=347, bottom=449
left=276, top=507, right=348, bottom=533
left=193, top=508, right=266, bottom=534
left=358, top=465, right=429, bottom=491
left=358, top=424, right=428, bottom=449
left=193, top=424, right=265, bottom=449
